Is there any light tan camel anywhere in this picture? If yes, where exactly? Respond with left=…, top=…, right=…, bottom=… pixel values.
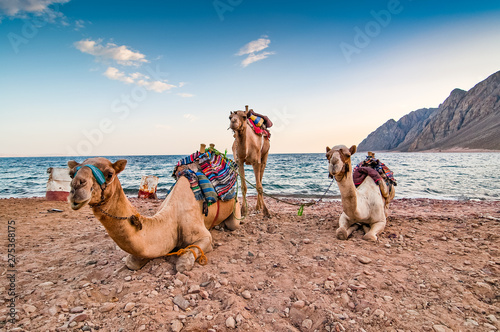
left=229, top=105, right=270, bottom=217
left=326, top=145, right=393, bottom=241
left=67, top=156, right=241, bottom=272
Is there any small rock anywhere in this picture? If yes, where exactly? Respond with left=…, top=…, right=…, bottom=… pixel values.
left=226, top=316, right=236, bottom=329
left=173, top=295, right=190, bottom=310
left=23, top=304, right=37, bottom=315
left=171, top=319, right=183, bottom=332
left=82, top=326, right=92, bottom=331
left=302, top=319, right=313, bottom=329
left=487, top=315, right=498, bottom=323
left=68, top=313, right=88, bottom=324
left=70, top=306, right=84, bottom=314
left=407, top=310, right=419, bottom=316
left=383, top=296, right=393, bottom=301
left=236, top=313, right=244, bottom=324
left=188, top=285, right=201, bottom=294
left=124, top=302, right=135, bottom=312
left=373, top=309, right=384, bottom=318
left=38, top=281, right=54, bottom=288
left=324, top=280, right=335, bottom=290
left=267, top=307, right=275, bottom=313
left=303, top=238, right=311, bottom=244
left=241, top=290, right=252, bottom=299
left=432, top=325, right=453, bottom=332
left=48, top=306, right=58, bottom=316
left=464, top=261, right=472, bottom=265
left=292, top=300, right=306, bottom=308
left=358, top=256, right=372, bottom=264
left=124, top=276, right=132, bottom=281
left=200, top=290, right=209, bottom=299
left=484, top=323, right=497, bottom=331
left=340, top=293, right=350, bottom=306
left=465, top=319, right=479, bottom=327
left=100, top=303, right=116, bottom=313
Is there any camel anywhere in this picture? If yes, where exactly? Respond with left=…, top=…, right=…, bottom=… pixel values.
left=229, top=105, right=271, bottom=217
left=326, top=145, right=394, bottom=241
left=67, top=155, right=241, bottom=272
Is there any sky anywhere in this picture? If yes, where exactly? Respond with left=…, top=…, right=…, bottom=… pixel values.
left=1, top=0, right=500, bottom=157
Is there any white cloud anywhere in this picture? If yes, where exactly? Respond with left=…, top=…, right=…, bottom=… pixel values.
left=237, top=37, right=270, bottom=56
left=74, top=39, right=148, bottom=66
left=0, top=0, right=69, bottom=16
left=241, top=51, right=275, bottom=68
left=103, top=67, right=175, bottom=93
left=74, top=19, right=85, bottom=30
left=177, top=92, right=194, bottom=98
left=183, top=114, right=199, bottom=122
left=237, top=37, right=275, bottom=67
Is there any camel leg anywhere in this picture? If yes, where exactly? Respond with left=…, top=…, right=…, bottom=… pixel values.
left=239, top=163, right=248, bottom=217
left=223, top=199, right=241, bottom=230
left=336, top=214, right=358, bottom=240
left=176, top=234, right=213, bottom=273
left=125, top=254, right=151, bottom=271
left=363, top=221, right=386, bottom=242
left=253, top=163, right=270, bottom=217
left=259, top=161, right=270, bottom=217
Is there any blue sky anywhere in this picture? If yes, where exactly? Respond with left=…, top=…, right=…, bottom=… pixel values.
left=1, top=0, right=500, bottom=156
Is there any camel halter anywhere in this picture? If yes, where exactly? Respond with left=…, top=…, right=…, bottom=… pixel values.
left=74, top=165, right=138, bottom=225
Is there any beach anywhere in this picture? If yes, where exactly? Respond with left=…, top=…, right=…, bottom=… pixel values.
left=1, top=197, right=499, bottom=331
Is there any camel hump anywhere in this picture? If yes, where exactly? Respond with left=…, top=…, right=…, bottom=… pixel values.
left=249, top=109, right=273, bottom=128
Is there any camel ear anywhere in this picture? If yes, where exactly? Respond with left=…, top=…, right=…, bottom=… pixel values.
left=68, top=160, right=79, bottom=169
left=350, top=145, right=357, bottom=156
left=326, top=146, right=331, bottom=153
left=112, top=159, right=127, bottom=174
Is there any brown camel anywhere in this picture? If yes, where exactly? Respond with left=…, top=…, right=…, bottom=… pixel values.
left=326, top=145, right=395, bottom=241
left=67, top=156, right=241, bottom=272
left=229, top=105, right=271, bottom=217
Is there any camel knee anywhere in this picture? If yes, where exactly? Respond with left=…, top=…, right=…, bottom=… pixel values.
left=125, top=255, right=150, bottom=271
left=362, top=233, right=378, bottom=242
left=336, top=227, right=348, bottom=240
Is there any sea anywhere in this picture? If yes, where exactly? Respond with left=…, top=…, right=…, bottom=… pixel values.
left=0, top=152, right=499, bottom=201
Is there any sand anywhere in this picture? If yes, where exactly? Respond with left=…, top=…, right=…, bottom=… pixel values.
left=0, top=197, right=499, bottom=332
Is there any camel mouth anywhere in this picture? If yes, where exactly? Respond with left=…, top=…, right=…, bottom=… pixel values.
left=69, top=198, right=91, bottom=210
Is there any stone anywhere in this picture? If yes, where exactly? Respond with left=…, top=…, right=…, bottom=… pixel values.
left=340, top=293, right=350, bottom=306
left=188, top=285, right=201, bottom=294
left=487, top=315, right=498, bottom=323
left=302, top=319, right=313, bottom=329
left=68, top=313, right=88, bottom=324
left=358, top=256, right=372, bottom=264
left=432, top=325, right=453, bottom=332
left=124, top=276, right=132, bottom=281
left=38, top=281, right=54, bottom=288
left=292, top=300, right=306, bottom=309
left=484, top=323, right=497, bottom=331
left=100, top=303, right=116, bottom=313
left=324, top=280, right=335, bottom=290
left=383, top=296, right=393, bottom=301
left=226, top=316, right=236, bottom=329
left=241, top=290, right=252, bottom=299
left=173, top=295, right=190, bottom=310
left=70, top=306, right=84, bottom=313
left=171, top=319, right=183, bottom=332
left=124, top=302, right=135, bottom=312
left=303, top=238, right=311, bottom=244
left=48, top=306, right=58, bottom=316
left=23, top=304, right=37, bottom=315
left=373, top=309, right=384, bottom=318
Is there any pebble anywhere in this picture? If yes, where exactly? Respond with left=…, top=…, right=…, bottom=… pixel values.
left=100, top=303, right=116, bottom=313
left=302, top=319, right=313, bottom=329
left=340, top=293, right=350, bottom=306
left=171, top=319, right=183, bottom=332
left=373, top=309, right=384, bottom=318
left=173, top=295, right=190, bottom=310
left=292, top=300, right=306, bottom=308
left=324, top=280, right=335, bottom=290
left=38, top=281, right=54, bottom=288
left=200, top=290, right=209, bottom=299
left=236, top=313, right=244, bottom=324
left=465, top=319, right=479, bottom=327
left=70, top=306, right=84, bottom=313
left=358, top=256, right=372, bottom=264
left=124, top=276, right=132, bottom=281
left=484, top=323, right=497, bottom=330
left=68, top=313, right=88, bottom=324
left=432, top=325, right=453, bottom=332
left=23, top=304, right=37, bottom=315
left=226, top=316, right=236, bottom=328
left=188, top=285, right=201, bottom=294
left=48, top=306, right=58, bottom=316
left=487, top=315, right=498, bottom=323
left=124, top=302, right=135, bottom=312
left=303, top=238, right=311, bottom=244
left=241, top=290, right=252, bottom=299
left=383, top=296, right=393, bottom=301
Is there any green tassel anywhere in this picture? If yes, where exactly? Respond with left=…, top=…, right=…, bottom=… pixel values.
left=297, top=205, right=304, bottom=216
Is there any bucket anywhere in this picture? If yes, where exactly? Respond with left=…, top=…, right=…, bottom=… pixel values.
left=138, top=175, right=159, bottom=199
left=46, top=167, right=72, bottom=201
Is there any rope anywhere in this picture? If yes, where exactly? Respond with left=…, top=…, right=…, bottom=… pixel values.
left=166, top=244, right=208, bottom=265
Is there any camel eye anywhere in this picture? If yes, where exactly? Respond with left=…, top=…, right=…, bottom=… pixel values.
left=106, top=171, right=114, bottom=180
left=243, top=116, right=247, bottom=120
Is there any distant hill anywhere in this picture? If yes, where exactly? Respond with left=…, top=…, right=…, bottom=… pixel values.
left=358, top=70, right=500, bottom=152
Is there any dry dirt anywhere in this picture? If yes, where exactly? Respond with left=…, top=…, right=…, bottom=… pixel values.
left=0, top=197, right=499, bottom=332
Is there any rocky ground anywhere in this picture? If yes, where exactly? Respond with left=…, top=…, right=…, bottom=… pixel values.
left=0, top=197, right=499, bottom=332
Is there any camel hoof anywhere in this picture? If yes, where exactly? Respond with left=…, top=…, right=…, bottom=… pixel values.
left=362, top=234, right=378, bottom=242
left=176, top=252, right=195, bottom=273
left=125, top=255, right=150, bottom=271
left=336, top=228, right=348, bottom=240
left=263, top=207, right=271, bottom=218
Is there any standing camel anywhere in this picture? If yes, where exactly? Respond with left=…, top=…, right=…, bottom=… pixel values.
left=229, top=105, right=271, bottom=217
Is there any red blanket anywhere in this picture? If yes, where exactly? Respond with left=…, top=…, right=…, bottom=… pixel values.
left=248, top=119, right=271, bottom=140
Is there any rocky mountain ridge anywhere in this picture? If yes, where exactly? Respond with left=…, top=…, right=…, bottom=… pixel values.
left=358, top=70, right=500, bottom=151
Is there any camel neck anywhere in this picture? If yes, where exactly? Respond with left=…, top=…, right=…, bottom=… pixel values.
left=336, top=163, right=358, bottom=217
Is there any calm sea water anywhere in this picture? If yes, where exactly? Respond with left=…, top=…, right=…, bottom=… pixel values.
left=0, top=153, right=498, bottom=201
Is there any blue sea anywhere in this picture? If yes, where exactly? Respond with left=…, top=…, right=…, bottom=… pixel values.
left=0, top=153, right=499, bottom=201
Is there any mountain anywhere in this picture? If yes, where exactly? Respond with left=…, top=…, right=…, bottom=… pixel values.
left=358, top=70, right=500, bottom=152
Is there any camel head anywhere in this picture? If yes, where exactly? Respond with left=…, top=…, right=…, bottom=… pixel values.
left=326, top=145, right=357, bottom=179
left=67, top=157, right=127, bottom=210
left=229, top=110, right=249, bottom=131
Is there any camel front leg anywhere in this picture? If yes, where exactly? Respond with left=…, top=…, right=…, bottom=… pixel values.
left=362, top=221, right=386, bottom=242
left=176, top=235, right=213, bottom=273
left=336, top=214, right=358, bottom=240
left=125, top=255, right=151, bottom=271
left=223, top=199, right=241, bottom=230
left=253, top=163, right=270, bottom=217
left=238, top=163, right=248, bottom=217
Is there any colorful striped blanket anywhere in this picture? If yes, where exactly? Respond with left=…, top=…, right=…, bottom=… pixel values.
left=173, top=149, right=237, bottom=203
left=354, top=156, right=397, bottom=186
